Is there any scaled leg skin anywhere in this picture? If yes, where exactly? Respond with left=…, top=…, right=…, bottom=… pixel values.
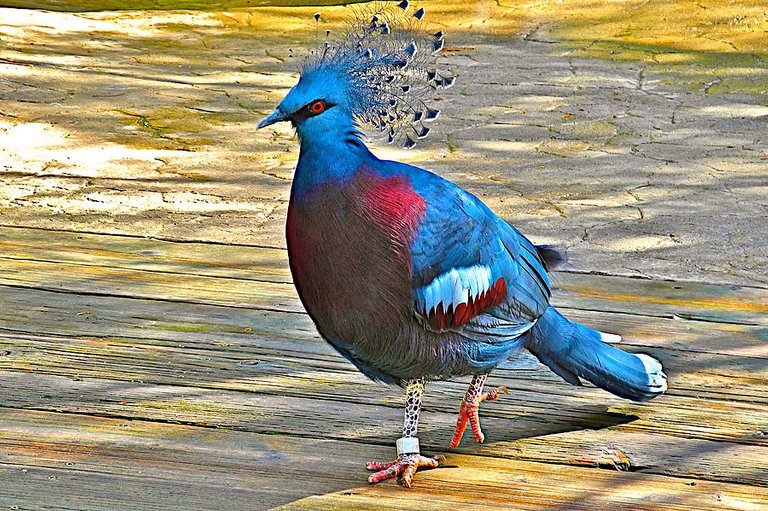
left=450, top=374, right=508, bottom=448
left=366, top=378, right=443, bottom=488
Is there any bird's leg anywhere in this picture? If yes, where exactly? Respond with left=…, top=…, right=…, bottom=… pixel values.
left=450, top=373, right=508, bottom=448
left=366, top=378, right=443, bottom=487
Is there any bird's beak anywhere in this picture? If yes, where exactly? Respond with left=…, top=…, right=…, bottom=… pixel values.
left=257, top=108, right=290, bottom=129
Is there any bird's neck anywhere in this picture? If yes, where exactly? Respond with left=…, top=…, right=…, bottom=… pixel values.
left=292, top=126, right=376, bottom=199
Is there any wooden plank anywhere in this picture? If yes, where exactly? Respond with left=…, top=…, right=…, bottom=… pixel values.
left=3, top=407, right=762, bottom=495
left=1, top=282, right=766, bottom=361
left=2, top=322, right=766, bottom=406
left=2, top=345, right=765, bottom=456
left=0, top=285, right=766, bottom=443
left=1, top=299, right=767, bottom=406
left=1, top=340, right=765, bottom=452
left=476, top=429, right=768, bottom=486
left=551, top=272, right=768, bottom=326
left=0, top=285, right=765, bottom=406
left=0, top=408, right=388, bottom=511
left=0, top=284, right=766, bottom=477
left=0, top=464, right=280, bottom=511
left=0, top=226, right=765, bottom=325
left=0, top=225, right=293, bottom=284
left=554, top=308, right=768, bottom=359
left=0, top=281, right=765, bottom=361
left=0, top=257, right=301, bottom=312
left=2, top=411, right=765, bottom=511
left=0, top=360, right=765, bottom=487
left=0, top=227, right=766, bottom=497
left=274, top=465, right=768, bottom=511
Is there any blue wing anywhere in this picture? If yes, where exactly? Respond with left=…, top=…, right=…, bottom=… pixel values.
left=386, top=162, right=552, bottom=342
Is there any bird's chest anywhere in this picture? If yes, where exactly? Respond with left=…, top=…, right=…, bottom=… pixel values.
left=286, top=168, right=426, bottom=340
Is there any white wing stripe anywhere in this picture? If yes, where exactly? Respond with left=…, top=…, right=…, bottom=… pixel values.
left=416, top=264, right=494, bottom=315
left=439, top=272, right=452, bottom=310
left=425, top=280, right=435, bottom=314
left=465, top=266, right=477, bottom=296
left=479, top=266, right=489, bottom=294
left=450, top=270, right=463, bottom=309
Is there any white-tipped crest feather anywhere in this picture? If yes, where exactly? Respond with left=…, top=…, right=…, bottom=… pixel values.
left=297, top=2, right=454, bottom=149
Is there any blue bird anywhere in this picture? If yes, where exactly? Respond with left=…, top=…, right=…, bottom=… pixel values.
left=258, top=3, right=667, bottom=488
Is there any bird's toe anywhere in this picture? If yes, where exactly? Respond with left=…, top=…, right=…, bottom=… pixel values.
left=451, top=386, right=508, bottom=448
left=367, top=454, right=442, bottom=487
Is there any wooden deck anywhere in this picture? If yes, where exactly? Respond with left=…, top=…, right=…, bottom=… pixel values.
left=0, top=224, right=765, bottom=510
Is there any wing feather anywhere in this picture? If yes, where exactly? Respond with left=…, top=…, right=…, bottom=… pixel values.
left=408, top=175, right=551, bottom=340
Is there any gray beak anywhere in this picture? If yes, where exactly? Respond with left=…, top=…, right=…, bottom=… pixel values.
left=257, top=108, right=290, bottom=129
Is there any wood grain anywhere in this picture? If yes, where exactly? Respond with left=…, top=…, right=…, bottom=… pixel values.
left=0, top=225, right=765, bottom=510
left=1, top=226, right=765, bottom=324
left=3, top=411, right=765, bottom=511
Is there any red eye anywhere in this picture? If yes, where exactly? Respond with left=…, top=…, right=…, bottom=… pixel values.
left=310, top=100, right=325, bottom=114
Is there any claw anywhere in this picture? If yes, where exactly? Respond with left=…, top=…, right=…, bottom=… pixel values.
left=450, top=386, right=507, bottom=448
left=450, top=401, right=481, bottom=447
left=484, top=385, right=508, bottom=402
left=366, top=454, right=443, bottom=487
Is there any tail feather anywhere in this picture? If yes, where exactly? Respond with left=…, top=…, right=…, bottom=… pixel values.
left=535, top=243, right=568, bottom=270
left=525, top=307, right=667, bottom=402
left=599, top=331, right=622, bottom=344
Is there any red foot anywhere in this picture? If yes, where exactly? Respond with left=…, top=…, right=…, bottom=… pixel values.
left=366, top=453, right=443, bottom=488
left=450, top=386, right=508, bottom=448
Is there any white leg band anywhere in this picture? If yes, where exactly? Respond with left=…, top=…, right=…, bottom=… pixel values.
left=396, top=437, right=420, bottom=455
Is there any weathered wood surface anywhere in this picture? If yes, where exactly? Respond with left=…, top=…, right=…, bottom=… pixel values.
left=1, top=226, right=766, bottom=325
left=2, top=0, right=767, bottom=508
left=0, top=226, right=766, bottom=510
left=2, top=411, right=764, bottom=511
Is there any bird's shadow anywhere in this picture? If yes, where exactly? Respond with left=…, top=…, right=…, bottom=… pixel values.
left=353, top=392, right=641, bottom=455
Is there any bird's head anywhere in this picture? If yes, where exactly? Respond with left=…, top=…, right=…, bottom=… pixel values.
left=257, top=66, right=355, bottom=140
left=257, top=2, right=454, bottom=149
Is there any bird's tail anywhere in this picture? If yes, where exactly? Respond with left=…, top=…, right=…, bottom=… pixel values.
left=525, top=307, right=667, bottom=401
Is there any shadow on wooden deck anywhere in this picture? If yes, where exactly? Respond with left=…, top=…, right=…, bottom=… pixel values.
left=0, top=3, right=766, bottom=508
left=0, top=226, right=766, bottom=510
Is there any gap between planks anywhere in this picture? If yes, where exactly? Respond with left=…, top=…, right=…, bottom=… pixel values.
left=0, top=224, right=766, bottom=325
left=3, top=224, right=763, bottom=508
left=1, top=408, right=767, bottom=511
left=0, top=352, right=766, bottom=488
